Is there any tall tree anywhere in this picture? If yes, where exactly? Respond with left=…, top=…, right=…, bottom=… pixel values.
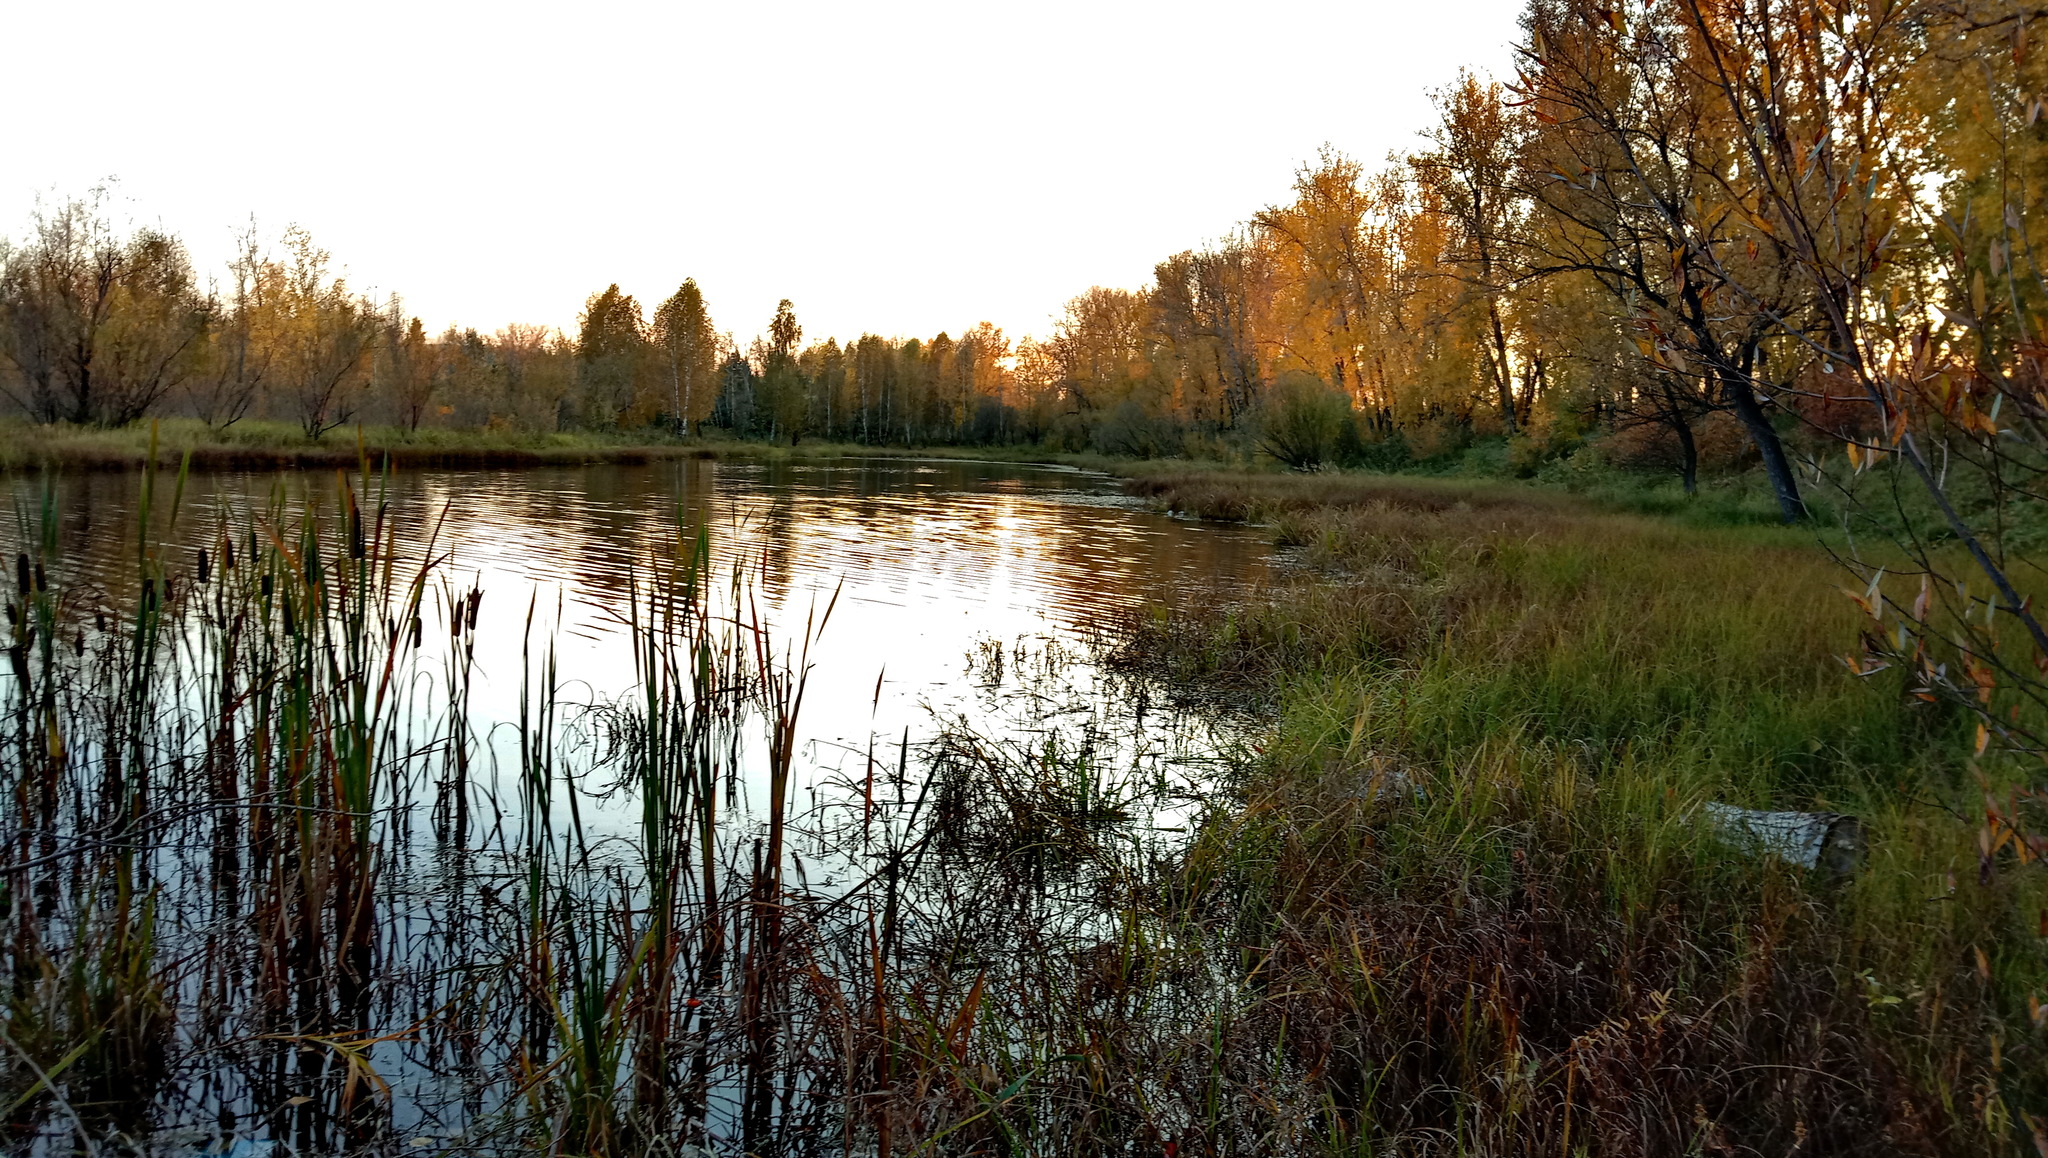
left=187, top=222, right=280, bottom=430
left=651, top=279, right=718, bottom=436
left=575, top=284, right=647, bottom=428
left=276, top=226, right=379, bottom=440
left=1413, top=71, right=1527, bottom=431
left=1515, top=0, right=1811, bottom=519
left=760, top=299, right=807, bottom=443
left=382, top=313, right=439, bottom=432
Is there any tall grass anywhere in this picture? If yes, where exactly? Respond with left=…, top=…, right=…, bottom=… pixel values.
left=1110, top=472, right=2048, bottom=1153
left=4, top=457, right=2043, bottom=1155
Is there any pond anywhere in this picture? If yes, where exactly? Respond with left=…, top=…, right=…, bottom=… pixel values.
left=13, top=457, right=1268, bottom=752
left=0, top=456, right=1273, bottom=1155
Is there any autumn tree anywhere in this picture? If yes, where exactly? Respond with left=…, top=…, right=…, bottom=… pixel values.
left=1515, top=0, right=1812, bottom=519
left=264, top=227, right=379, bottom=439
left=1048, top=287, right=1153, bottom=414
left=954, top=322, right=1012, bottom=441
left=379, top=313, right=439, bottom=432
left=1256, top=153, right=1447, bottom=425
left=186, top=222, right=280, bottom=429
left=1254, top=150, right=1376, bottom=401
left=1413, top=71, right=1527, bottom=431
left=0, top=193, right=210, bottom=426
left=576, top=284, right=647, bottom=428
left=1153, top=237, right=1271, bottom=430
left=651, top=279, right=718, bottom=436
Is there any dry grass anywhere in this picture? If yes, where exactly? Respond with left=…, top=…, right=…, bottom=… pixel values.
left=1103, top=469, right=2048, bottom=1155
left=3, top=459, right=2042, bottom=1155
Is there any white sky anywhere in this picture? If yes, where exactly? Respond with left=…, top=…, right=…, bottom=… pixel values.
left=1, top=0, right=1525, bottom=347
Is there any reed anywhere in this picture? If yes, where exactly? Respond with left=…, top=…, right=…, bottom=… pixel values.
left=2, top=460, right=2040, bottom=1156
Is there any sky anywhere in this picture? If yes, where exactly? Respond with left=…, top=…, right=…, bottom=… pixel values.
left=1, top=0, right=1526, bottom=347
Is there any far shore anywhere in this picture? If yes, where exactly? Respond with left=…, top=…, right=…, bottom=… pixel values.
left=0, top=419, right=1096, bottom=475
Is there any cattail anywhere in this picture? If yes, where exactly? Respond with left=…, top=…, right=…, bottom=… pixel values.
left=223, top=535, right=237, bottom=571
left=33, top=562, right=45, bottom=592
left=197, top=548, right=211, bottom=585
left=261, top=574, right=273, bottom=599
left=283, top=597, right=296, bottom=637
left=411, top=616, right=423, bottom=648
left=14, top=553, right=27, bottom=595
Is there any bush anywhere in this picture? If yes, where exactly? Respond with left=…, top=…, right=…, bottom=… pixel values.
left=1255, top=373, right=1355, bottom=470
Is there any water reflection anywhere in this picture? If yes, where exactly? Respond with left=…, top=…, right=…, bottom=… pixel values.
left=1, top=457, right=1280, bottom=1151
left=8, top=457, right=1270, bottom=763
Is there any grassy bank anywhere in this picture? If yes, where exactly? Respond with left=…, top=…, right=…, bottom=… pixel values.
left=5, top=447, right=2044, bottom=1154
left=1107, top=469, right=2048, bottom=1153
left=0, top=417, right=1811, bottom=538
left=0, top=418, right=1115, bottom=474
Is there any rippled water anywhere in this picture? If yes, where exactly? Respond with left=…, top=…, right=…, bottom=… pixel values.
left=1, top=456, right=1275, bottom=1151
left=10, top=456, right=1272, bottom=780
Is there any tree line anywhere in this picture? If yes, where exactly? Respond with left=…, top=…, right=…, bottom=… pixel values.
left=4, top=0, right=2045, bottom=515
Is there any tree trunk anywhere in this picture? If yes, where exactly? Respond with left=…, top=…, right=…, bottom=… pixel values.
left=1487, top=300, right=1516, bottom=434
left=1722, top=373, right=1804, bottom=521
left=1672, top=416, right=1699, bottom=495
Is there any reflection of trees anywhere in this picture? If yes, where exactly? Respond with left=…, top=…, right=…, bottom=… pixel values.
left=8, top=460, right=1275, bottom=647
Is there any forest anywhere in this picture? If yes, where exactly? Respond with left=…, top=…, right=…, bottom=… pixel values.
left=8, top=0, right=2043, bottom=523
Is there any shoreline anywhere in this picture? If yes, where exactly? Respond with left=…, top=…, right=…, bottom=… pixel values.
left=0, top=420, right=1095, bottom=475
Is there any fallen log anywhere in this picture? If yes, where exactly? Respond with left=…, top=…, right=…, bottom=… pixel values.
left=1698, top=802, right=1864, bottom=877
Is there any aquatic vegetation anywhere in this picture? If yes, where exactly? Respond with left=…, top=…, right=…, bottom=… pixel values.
left=2, top=450, right=2043, bottom=1156
left=0, top=456, right=1252, bottom=1154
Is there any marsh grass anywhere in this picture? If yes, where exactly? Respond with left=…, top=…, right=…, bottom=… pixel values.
left=0, top=453, right=1279, bottom=1156
left=1109, top=470, right=2048, bottom=1153
left=4, top=453, right=2045, bottom=1155
left=0, top=417, right=1131, bottom=476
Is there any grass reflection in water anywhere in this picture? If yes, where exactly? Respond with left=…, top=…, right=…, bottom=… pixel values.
left=0, top=458, right=1254, bottom=1156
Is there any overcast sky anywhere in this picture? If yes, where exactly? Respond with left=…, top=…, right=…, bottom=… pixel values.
left=2, top=0, right=1525, bottom=347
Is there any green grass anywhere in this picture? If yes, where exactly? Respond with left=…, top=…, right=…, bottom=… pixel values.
left=1110, top=471, right=2048, bottom=1153
left=6, top=425, right=2044, bottom=1152
left=0, top=417, right=729, bottom=471
left=0, top=417, right=1165, bottom=476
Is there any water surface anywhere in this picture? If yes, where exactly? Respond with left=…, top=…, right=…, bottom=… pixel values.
left=2, top=456, right=1277, bottom=1149
left=12, top=456, right=1272, bottom=776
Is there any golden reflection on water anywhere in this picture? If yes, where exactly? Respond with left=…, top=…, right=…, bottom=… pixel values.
left=8, top=457, right=1273, bottom=760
